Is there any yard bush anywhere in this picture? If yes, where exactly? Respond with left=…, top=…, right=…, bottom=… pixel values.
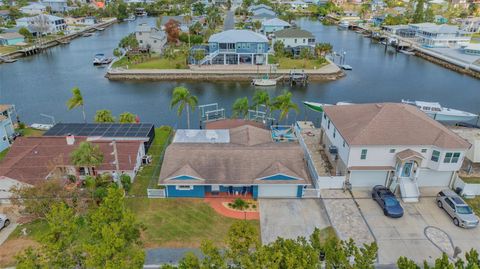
left=120, top=174, right=132, bottom=193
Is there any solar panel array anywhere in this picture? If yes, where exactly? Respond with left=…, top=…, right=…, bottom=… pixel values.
left=44, top=123, right=154, bottom=138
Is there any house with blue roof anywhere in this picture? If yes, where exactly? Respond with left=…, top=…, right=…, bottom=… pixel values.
left=261, top=18, right=291, bottom=35
left=196, top=29, right=269, bottom=65
left=158, top=125, right=311, bottom=198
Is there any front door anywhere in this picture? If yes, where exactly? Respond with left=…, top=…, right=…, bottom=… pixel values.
left=401, top=162, right=413, bottom=178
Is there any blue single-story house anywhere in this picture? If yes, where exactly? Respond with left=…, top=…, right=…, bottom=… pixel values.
left=202, top=29, right=270, bottom=65
left=159, top=125, right=312, bottom=198
left=0, top=32, right=25, bottom=46
left=261, top=18, right=291, bottom=35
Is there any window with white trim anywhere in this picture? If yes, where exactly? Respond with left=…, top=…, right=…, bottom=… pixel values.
left=431, top=150, right=440, bottom=162
left=176, top=185, right=193, bottom=190
left=389, top=149, right=395, bottom=153
left=444, top=152, right=461, bottom=163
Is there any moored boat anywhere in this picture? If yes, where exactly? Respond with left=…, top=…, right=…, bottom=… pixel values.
left=401, top=99, right=478, bottom=122
left=338, top=20, right=349, bottom=29
left=93, top=53, right=113, bottom=65
left=252, top=78, right=277, bottom=86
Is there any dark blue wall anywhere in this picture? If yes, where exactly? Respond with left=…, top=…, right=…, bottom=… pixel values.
left=166, top=185, right=205, bottom=197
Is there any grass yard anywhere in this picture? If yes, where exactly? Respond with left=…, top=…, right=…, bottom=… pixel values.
left=130, top=126, right=172, bottom=196
left=0, top=148, right=9, bottom=162
left=459, top=176, right=480, bottom=184
left=126, top=198, right=260, bottom=248
left=269, top=55, right=328, bottom=69
left=113, top=54, right=188, bottom=69
left=17, top=127, right=45, bottom=137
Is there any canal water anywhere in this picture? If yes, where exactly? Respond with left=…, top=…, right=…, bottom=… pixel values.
left=1, top=17, right=479, bottom=128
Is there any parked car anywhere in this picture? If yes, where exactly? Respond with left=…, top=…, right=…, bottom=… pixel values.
left=436, top=189, right=479, bottom=228
left=0, top=214, right=10, bottom=230
left=371, top=185, right=404, bottom=218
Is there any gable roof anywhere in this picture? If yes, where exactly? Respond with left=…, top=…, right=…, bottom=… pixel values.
left=323, top=103, right=471, bottom=149
left=262, top=18, right=291, bottom=27
left=248, top=4, right=272, bottom=11
left=0, top=137, right=142, bottom=185
left=209, top=30, right=268, bottom=43
left=273, top=28, right=314, bottom=38
left=252, top=8, right=276, bottom=16
left=159, top=126, right=310, bottom=185
left=396, top=149, right=424, bottom=161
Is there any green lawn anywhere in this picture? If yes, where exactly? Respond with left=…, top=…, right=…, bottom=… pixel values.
left=460, top=177, right=480, bottom=184
left=113, top=54, right=188, bottom=69
left=0, top=148, right=9, bottom=162
left=269, top=55, right=328, bottom=69
left=130, top=126, right=172, bottom=196
left=17, top=127, right=45, bottom=137
left=8, top=219, right=49, bottom=242
left=126, top=198, right=260, bottom=248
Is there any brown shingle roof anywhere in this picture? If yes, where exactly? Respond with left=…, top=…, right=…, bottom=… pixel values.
left=323, top=103, right=470, bottom=149
left=160, top=126, right=310, bottom=185
left=0, top=136, right=142, bottom=185
left=0, top=104, right=12, bottom=113
left=396, top=149, right=424, bottom=161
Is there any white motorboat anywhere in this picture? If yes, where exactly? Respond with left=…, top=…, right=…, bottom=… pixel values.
left=252, top=78, right=277, bottom=86
left=30, top=123, right=53, bottom=130
left=93, top=53, right=113, bottom=65
left=303, top=101, right=351, bottom=112
left=340, top=64, right=352, bottom=70
left=401, top=99, right=478, bottom=122
left=338, top=20, right=349, bottom=29
left=125, top=15, right=136, bottom=21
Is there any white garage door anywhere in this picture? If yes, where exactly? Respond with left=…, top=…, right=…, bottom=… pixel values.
left=348, top=171, right=388, bottom=187
left=258, top=185, right=298, bottom=198
left=417, top=169, right=452, bottom=187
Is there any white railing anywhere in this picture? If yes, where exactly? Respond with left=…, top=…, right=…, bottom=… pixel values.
left=147, top=188, right=166, bottom=198
left=199, top=50, right=220, bottom=65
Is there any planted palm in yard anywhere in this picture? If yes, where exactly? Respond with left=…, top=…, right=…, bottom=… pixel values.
left=272, top=90, right=299, bottom=124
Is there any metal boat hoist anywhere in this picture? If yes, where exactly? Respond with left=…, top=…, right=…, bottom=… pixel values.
left=199, top=103, right=226, bottom=124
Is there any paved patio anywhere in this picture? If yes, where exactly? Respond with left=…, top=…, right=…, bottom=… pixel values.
left=259, top=199, right=330, bottom=244
left=320, top=189, right=375, bottom=246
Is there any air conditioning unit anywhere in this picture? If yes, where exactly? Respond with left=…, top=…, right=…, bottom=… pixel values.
left=328, top=145, right=338, bottom=154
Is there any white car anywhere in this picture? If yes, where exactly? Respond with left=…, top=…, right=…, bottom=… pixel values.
left=0, top=214, right=10, bottom=230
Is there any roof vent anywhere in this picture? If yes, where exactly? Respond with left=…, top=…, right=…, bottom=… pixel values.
left=66, top=134, right=75, bottom=145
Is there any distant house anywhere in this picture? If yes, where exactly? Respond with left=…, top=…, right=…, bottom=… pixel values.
left=0, top=32, right=25, bottom=45
left=0, top=136, right=145, bottom=199
left=159, top=125, right=311, bottom=198
left=247, top=4, right=272, bottom=12
left=16, top=14, right=67, bottom=35
left=434, top=15, right=448, bottom=24
left=19, top=3, right=47, bottom=15
left=261, top=18, right=290, bottom=34
left=65, top=16, right=97, bottom=26
left=290, top=0, right=308, bottom=10
left=40, top=0, right=69, bottom=12
left=83, top=16, right=98, bottom=25
left=450, top=127, right=480, bottom=164
left=251, top=8, right=276, bottom=21
left=0, top=10, right=10, bottom=20
left=201, top=29, right=269, bottom=65
left=0, top=105, right=15, bottom=153
left=409, top=23, right=471, bottom=48
left=271, top=28, right=315, bottom=48
left=135, top=23, right=167, bottom=54
left=460, top=17, right=480, bottom=33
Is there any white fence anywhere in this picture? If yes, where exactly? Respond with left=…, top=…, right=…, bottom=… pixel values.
left=147, top=188, right=166, bottom=198
left=454, top=177, right=480, bottom=198
left=317, top=176, right=345, bottom=189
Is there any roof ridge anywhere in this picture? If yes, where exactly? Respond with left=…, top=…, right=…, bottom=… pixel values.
left=351, top=103, right=386, bottom=144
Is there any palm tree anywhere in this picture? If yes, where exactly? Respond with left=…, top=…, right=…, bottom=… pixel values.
left=70, top=141, right=104, bottom=177
left=299, top=47, right=311, bottom=68
left=119, top=112, right=137, bottom=123
left=170, top=86, right=198, bottom=129
left=252, top=90, right=270, bottom=118
left=66, top=87, right=86, bottom=123
left=232, top=97, right=249, bottom=119
left=94, top=109, right=115, bottom=123
left=272, top=90, right=299, bottom=124
left=253, top=20, right=262, bottom=32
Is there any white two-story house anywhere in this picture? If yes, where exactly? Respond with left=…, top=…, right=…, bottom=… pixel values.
left=320, top=103, right=470, bottom=202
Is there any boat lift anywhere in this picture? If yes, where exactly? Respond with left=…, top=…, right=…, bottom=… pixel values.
left=199, top=103, right=226, bottom=125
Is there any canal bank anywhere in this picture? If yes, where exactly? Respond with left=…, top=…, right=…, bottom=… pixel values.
left=1, top=18, right=479, bottom=127
left=105, top=62, right=345, bottom=82
left=0, top=18, right=117, bottom=61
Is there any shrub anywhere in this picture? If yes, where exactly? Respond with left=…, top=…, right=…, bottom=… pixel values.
left=252, top=204, right=256, bottom=209
left=18, top=122, right=26, bottom=129
left=232, top=198, right=248, bottom=210
left=120, top=174, right=132, bottom=193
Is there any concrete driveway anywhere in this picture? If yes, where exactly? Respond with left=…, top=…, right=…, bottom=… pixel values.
left=353, top=188, right=480, bottom=265
left=259, top=199, right=330, bottom=244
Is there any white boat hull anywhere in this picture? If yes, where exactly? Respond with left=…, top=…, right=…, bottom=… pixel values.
left=426, top=112, right=478, bottom=122
left=253, top=79, right=276, bottom=86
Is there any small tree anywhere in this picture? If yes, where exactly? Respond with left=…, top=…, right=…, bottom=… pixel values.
left=232, top=97, right=249, bottom=119
left=253, top=20, right=262, bottom=32
left=118, top=112, right=136, bottom=123
left=272, top=90, right=299, bottom=124
left=66, top=87, right=86, bottom=123
left=94, top=109, right=115, bottom=123
left=18, top=27, right=32, bottom=40
left=193, top=49, right=205, bottom=66
left=299, top=47, right=312, bottom=68
left=120, top=174, right=132, bottom=193
left=70, top=142, right=104, bottom=177
left=165, top=19, right=180, bottom=43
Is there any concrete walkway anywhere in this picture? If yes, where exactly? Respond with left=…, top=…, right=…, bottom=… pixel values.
left=320, top=190, right=375, bottom=246
left=0, top=223, right=17, bottom=246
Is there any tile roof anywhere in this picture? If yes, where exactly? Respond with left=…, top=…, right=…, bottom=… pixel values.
left=323, top=103, right=471, bottom=149
left=0, top=136, right=142, bottom=185
left=209, top=30, right=268, bottom=43
left=273, top=28, right=314, bottom=38
left=159, top=126, right=310, bottom=186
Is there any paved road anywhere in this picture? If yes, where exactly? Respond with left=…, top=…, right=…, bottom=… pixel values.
left=259, top=199, right=330, bottom=244
left=223, top=11, right=235, bottom=31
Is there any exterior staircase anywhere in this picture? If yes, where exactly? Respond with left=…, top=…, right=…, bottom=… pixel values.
left=198, top=51, right=219, bottom=65
left=399, top=177, right=420, bottom=203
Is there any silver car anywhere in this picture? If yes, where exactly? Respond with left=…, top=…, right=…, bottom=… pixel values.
left=436, top=189, right=479, bottom=228
left=0, top=214, right=9, bottom=230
